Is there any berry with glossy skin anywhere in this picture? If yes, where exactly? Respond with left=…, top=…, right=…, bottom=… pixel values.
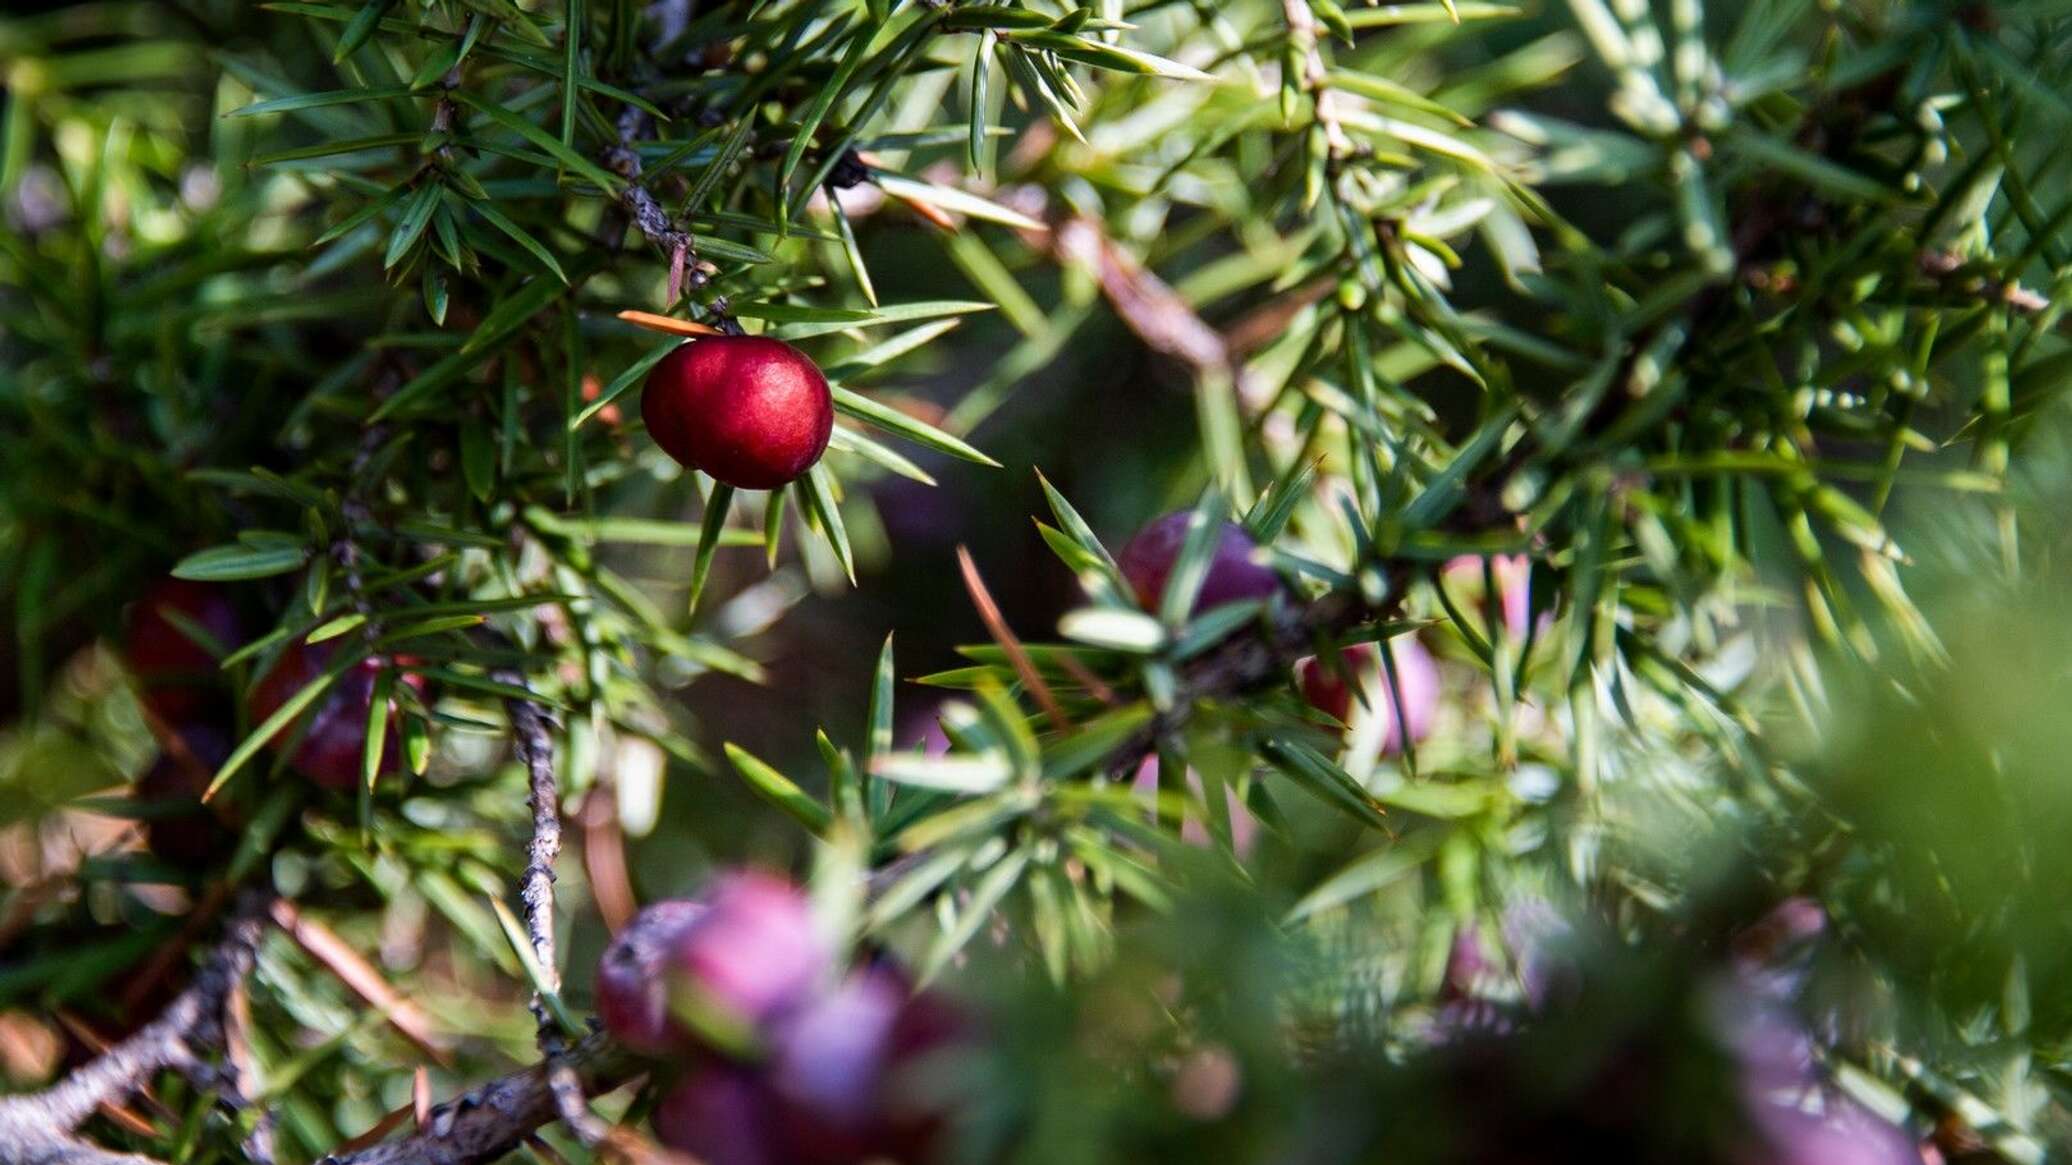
left=248, top=643, right=425, bottom=790
left=125, top=579, right=246, bottom=721
left=595, top=900, right=706, bottom=1054
left=136, top=722, right=233, bottom=870
left=652, top=1064, right=780, bottom=1165
left=1296, top=638, right=1441, bottom=751
left=1116, top=512, right=1281, bottom=617
left=668, top=870, right=828, bottom=1038
left=642, top=336, right=834, bottom=490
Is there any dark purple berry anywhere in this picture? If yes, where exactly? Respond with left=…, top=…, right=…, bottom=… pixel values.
left=1116, top=512, right=1281, bottom=617
left=652, top=1064, right=781, bottom=1165
left=595, top=900, right=707, bottom=1054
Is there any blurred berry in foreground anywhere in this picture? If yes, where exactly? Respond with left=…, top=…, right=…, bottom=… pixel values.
left=596, top=900, right=708, bottom=1054
left=598, top=871, right=969, bottom=1163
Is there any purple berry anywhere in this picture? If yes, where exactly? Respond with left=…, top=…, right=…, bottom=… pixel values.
left=652, top=1064, right=781, bottom=1165
left=670, top=870, right=828, bottom=1037
left=769, top=967, right=907, bottom=1160
left=1116, top=512, right=1281, bottom=617
left=1498, top=898, right=1573, bottom=1012
left=597, top=873, right=827, bottom=1058
left=768, top=965, right=971, bottom=1165
left=1709, top=981, right=1918, bottom=1165
left=595, top=900, right=706, bottom=1054
left=247, top=642, right=426, bottom=790
left=1747, top=1088, right=1921, bottom=1165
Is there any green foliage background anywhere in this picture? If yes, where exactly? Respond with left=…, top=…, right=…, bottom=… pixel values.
left=3, top=0, right=2072, bottom=1161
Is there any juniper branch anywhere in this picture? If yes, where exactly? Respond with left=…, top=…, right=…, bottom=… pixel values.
left=604, top=107, right=694, bottom=266
left=321, top=1034, right=638, bottom=1165
left=492, top=672, right=608, bottom=1146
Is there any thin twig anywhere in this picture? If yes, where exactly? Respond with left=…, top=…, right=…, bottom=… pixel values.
left=955, top=546, right=1072, bottom=730
left=603, top=108, right=696, bottom=279
left=494, top=669, right=610, bottom=1148
left=51, top=1014, right=176, bottom=1126
left=1048, top=216, right=1272, bottom=413
left=500, top=682, right=564, bottom=1031
left=0, top=891, right=269, bottom=1165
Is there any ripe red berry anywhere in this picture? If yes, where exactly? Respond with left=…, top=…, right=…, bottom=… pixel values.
left=1116, top=511, right=1281, bottom=617
left=136, top=722, right=234, bottom=870
left=247, top=642, right=424, bottom=790
left=125, top=579, right=246, bottom=721
left=1295, top=639, right=1440, bottom=752
left=595, top=900, right=707, bottom=1054
left=641, top=336, right=834, bottom=490
left=652, top=1064, right=781, bottom=1165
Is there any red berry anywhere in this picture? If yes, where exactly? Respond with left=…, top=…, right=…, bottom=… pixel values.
left=1116, top=512, right=1281, bottom=617
left=125, top=579, right=246, bottom=721
left=1295, top=639, right=1440, bottom=752
left=652, top=1064, right=781, bottom=1165
left=137, top=722, right=234, bottom=870
left=667, top=870, right=827, bottom=1039
left=595, top=900, right=706, bottom=1054
left=641, top=336, right=834, bottom=490
left=247, top=642, right=424, bottom=790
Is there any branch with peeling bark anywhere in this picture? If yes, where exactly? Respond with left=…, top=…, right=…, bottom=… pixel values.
left=605, top=106, right=712, bottom=305
left=489, top=661, right=613, bottom=1150
left=0, top=891, right=269, bottom=1165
